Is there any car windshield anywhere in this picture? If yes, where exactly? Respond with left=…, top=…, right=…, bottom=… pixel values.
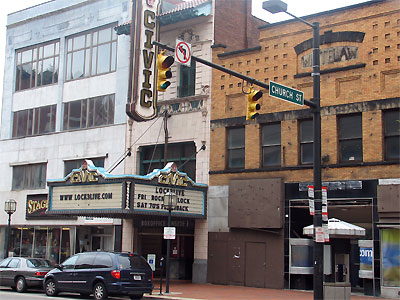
left=27, top=258, right=54, bottom=268
left=118, top=254, right=150, bottom=270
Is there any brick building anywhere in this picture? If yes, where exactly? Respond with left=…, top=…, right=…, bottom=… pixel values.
left=208, top=0, right=399, bottom=298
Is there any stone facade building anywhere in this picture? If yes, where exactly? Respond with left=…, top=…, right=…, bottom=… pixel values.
left=116, top=0, right=264, bottom=283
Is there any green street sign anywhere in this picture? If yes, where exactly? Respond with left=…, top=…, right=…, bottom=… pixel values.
left=269, top=80, right=304, bottom=106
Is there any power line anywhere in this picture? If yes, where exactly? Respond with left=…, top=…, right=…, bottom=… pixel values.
left=107, top=115, right=162, bottom=173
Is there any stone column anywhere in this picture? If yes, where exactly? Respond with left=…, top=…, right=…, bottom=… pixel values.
left=192, top=218, right=208, bottom=283
left=121, top=218, right=134, bottom=252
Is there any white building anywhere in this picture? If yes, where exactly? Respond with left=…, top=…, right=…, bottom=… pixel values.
left=0, top=0, right=131, bottom=263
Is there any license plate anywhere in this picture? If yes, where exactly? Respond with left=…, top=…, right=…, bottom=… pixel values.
left=133, top=275, right=141, bottom=280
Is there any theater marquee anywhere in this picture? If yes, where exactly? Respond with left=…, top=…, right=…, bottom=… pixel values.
left=134, top=184, right=205, bottom=216
left=47, top=160, right=207, bottom=219
left=50, top=183, right=122, bottom=210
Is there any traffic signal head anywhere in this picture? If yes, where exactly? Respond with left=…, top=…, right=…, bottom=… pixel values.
left=246, top=86, right=262, bottom=120
left=157, top=50, right=174, bottom=92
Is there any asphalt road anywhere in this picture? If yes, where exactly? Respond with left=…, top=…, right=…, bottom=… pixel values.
left=0, top=286, right=132, bottom=300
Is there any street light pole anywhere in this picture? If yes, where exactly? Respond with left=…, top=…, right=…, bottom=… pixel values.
left=166, top=203, right=172, bottom=293
left=311, top=21, right=323, bottom=300
left=262, top=1, right=323, bottom=299
left=164, top=191, right=177, bottom=294
left=4, top=199, right=17, bottom=257
left=6, top=213, right=12, bottom=257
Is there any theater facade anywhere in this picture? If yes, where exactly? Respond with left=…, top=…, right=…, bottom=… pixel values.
left=47, top=160, right=207, bottom=280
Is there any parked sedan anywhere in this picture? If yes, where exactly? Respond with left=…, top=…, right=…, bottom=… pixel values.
left=0, top=257, right=54, bottom=292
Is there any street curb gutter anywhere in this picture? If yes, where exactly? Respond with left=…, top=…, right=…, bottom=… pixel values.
left=144, top=294, right=206, bottom=300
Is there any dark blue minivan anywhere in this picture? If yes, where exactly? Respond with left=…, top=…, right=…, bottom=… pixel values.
left=43, top=252, right=153, bottom=300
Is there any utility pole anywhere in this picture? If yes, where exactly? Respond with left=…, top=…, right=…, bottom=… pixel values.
left=163, top=110, right=169, bottom=166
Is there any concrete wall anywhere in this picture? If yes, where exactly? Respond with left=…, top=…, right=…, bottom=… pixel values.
left=0, top=0, right=130, bottom=228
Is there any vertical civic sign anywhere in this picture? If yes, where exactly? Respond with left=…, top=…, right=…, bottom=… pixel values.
left=126, top=0, right=161, bottom=121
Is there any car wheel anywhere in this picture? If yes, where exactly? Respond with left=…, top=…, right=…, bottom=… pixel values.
left=93, top=282, right=108, bottom=300
left=16, top=277, right=27, bottom=293
left=45, top=279, right=58, bottom=297
left=129, top=293, right=144, bottom=300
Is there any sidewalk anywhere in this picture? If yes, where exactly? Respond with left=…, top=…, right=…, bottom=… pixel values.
left=143, top=281, right=396, bottom=300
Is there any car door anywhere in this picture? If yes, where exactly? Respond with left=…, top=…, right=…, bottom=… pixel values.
left=72, top=253, right=95, bottom=293
left=55, top=255, right=78, bottom=292
left=3, top=258, right=20, bottom=286
left=0, top=258, right=12, bottom=286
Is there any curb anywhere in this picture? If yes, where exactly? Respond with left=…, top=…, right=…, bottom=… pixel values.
left=143, top=293, right=206, bottom=300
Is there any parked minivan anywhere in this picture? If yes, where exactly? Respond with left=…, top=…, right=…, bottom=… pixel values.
left=43, top=252, right=153, bottom=300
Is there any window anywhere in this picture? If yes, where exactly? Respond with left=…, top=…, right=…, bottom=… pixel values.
left=382, top=229, right=400, bottom=287
left=63, top=94, right=114, bottom=130
left=338, top=114, right=362, bottom=162
left=262, top=123, right=281, bottom=167
left=140, top=142, right=196, bottom=180
left=27, top=258, right=53, bottom=268
left=75, top=254, right=95, bottom=269
left=61, top=255, right=78, bottom=270
left=15, top=40, right=59, bottom=91
left=66, top=24, right=117, bottom=80
left=0, top=258, right=12, bottom=267
left=178, top=60, right=196, bottom=97
left=8, top=258, right=21, bottom=268
left=93, top=253, right=113, bottom=268
left=12, top=163, right=47, bottom=190
left=12, top=105, right=56, bottom=138
left=299, top=119, right=313, bottom=165
left=290, top=239, right=314, bottom=274
left=383, top=109, right=400, bottom=160
left=227, top=127, right=245, bottom=169
left=64, top=157, right=105, bottom=176
left=118, top=254, right=150, bottom=270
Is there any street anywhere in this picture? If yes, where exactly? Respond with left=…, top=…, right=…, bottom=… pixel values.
left=0, top=287, right=134, bottom=300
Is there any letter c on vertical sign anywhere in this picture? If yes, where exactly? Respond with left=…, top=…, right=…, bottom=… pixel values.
left=144, top=10, right=155, bottom=29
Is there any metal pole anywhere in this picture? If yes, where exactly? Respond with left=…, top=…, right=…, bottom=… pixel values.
left=159, top=259, right=163, bottom=295
left=5, top=213, right=11, bottom=257
left=165, top=207, right=171, bottom=293
left=311, top=21, right=323, bottom=300
left=163, top=110, right=169, bottom=166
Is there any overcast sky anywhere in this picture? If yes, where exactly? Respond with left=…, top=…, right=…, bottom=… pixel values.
left=0, top=0, right=368, bottom=123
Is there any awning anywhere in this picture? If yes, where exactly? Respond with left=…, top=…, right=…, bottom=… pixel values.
left=303, top=218, right=366, bottom=238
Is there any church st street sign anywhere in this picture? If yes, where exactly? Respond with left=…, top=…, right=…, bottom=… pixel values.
left=269, top=80, right=304, bottom=106
left=47, top=160, right=207, bottom=219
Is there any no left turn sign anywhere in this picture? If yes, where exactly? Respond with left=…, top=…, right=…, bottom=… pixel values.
left=175, top=39, right=192, bottom=67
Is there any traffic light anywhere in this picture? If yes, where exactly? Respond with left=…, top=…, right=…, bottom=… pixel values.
left=157, top=49, right=174, bottom=92
left=246, top=86, right=262, bottom=120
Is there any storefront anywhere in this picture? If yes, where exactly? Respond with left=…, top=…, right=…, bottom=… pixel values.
left=285, top=180, right=380, bottom=296
left=46, top=160, right=207, bottom=279
left=3, top=193, right=120, bottom=263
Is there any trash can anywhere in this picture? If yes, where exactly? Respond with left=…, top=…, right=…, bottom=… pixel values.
left=323, top=282, right=351, bottom=300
